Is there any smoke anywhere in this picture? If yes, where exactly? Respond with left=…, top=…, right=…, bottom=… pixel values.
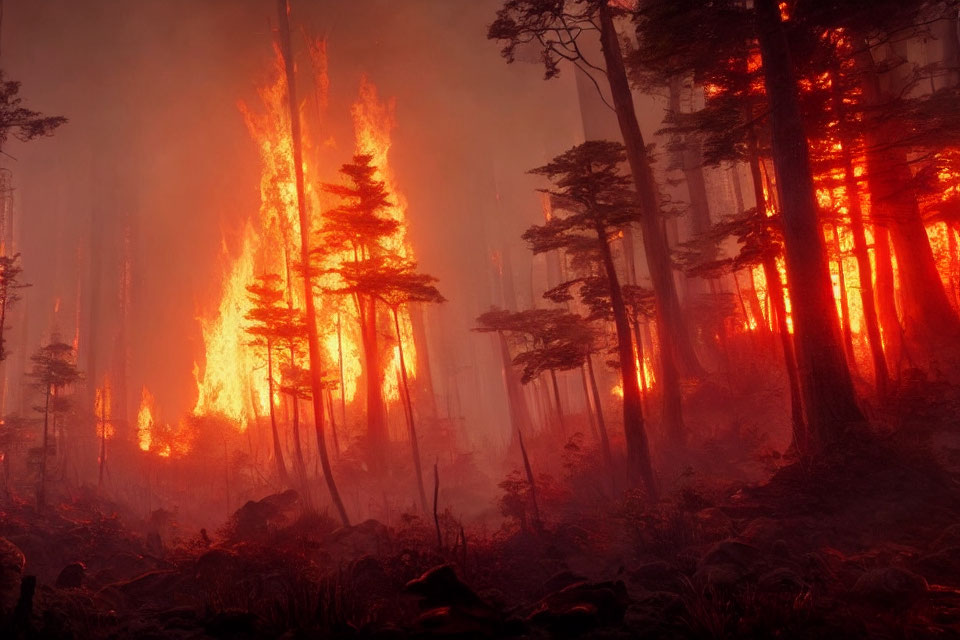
left=2, top=0, right=586, bottom=448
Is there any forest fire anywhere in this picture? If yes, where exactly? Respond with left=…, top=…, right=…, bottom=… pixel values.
left=136, top=386, right=155, bottom=453
left=192, top=49, right=418, bottom=431
left=6, top=1, right=960, bottom=638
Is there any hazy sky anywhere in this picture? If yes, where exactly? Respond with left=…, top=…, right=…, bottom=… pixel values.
left=2, top=1, right=669, bottom=443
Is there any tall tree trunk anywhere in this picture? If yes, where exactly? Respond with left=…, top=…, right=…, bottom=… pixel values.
left=831, top=225, right=857, bottom=368
left=38, top=383, right=50, bottom=508
left=393, top=307, right=428, bottom=515
left=598, top=5, right=702, bottom=387
left=597, top=223, right=657, bottom=498
left=856, top=44, right=960, bottom=358
left=326, top=390, right=341, bottom=456
left=288, top=346, right=308, bottom=486
left=517, top=428, right=542, bottom=533
left=755, top=0, right=864, bottom=453
left=579, top=364, right=600, bottom=442
left=873, top=225, right=902, bottom=371
left=586, top=354, right=614, bottom=474
left=548, top=368, right=566, bottom=438
left=830, top=72, right=890, bottom=398
left=267, top=344, right=290, bottom=487
left=632, top=320, right=650, bottom=414
left=362, top=295, right=387, bottom=454
left=748, top=123, right=806, bottom=442
left=497, top=330, right=533, bottom=448
left=98, top=390, right=106, bottom=492
left=276, top=0, right=348, bottom=525
left=336, top=313, right=347, bottom=429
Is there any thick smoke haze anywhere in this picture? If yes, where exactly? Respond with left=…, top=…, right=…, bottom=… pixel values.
left=2, top=0, right=602, bottom=443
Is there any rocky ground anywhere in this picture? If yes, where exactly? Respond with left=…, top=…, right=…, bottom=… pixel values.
left=2, top=428, right=960, bottom=639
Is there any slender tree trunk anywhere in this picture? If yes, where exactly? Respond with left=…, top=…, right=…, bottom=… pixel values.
left=393, top=307, right=428, bottom=514
left=598, top=5, right=702, bottom=383
left=267, top=344, right=290, bottom=486
left=362, top=295, right=387, bottom=454
left=579, top=364, right=599, bottom=442
left=830, top=75, right=890, bottom=398
left=632, top=320, right=650, bottom=410
left=749, top=136, right=806, bottom=448
left=287, top=347, right=308, bottom=486
left=873, top=225, right=902, bottom=371
left=433, top=462, right=442, bottom=549
left=855, top=44, right=960, bottom=358
left=831, top=225, right=857, bottom=368
left=98, top=391, right=106, bottom=492
left=276, top=0, right=348, bottom=525
left=949, top=224, right=960, bottom=306
left=755, top=0, right=865, bottom=453
left=326, top=389, right=341, bottom=456
left=842, top=164, right=887, bottom=389
left=336, top=313, right=347, bottom=429
left=38, top=383, right=50, bottom=508
left=517, top=428, right=542, bottom=533
left=586, top=354, right=614, bottom=474
left=548, top=368, right=566, bottom=438
left=597, top=224, right=657, bottom=498
left=497, top=330, right=532, bottom=448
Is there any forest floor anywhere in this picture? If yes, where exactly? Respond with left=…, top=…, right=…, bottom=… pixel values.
left=2, top=374, right=960, bottom=639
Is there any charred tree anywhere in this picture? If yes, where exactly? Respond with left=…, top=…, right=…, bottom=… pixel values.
left=276, top=0, right=349, bottom=526
left=754, top=0, right=865, bottom=451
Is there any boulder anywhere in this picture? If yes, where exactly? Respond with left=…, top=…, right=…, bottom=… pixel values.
left=695, top=508, right=734, bottom=539
left=852, top=567, right=928, bottom=606
left=0, top=537, right=25, bottom=614
left=757, top=567, right=805, bottom=593
left=55, top=561, right=86, bottom=589
left=527, top=580, right=629, bottom=636
left=541, top=570, right=588, bottom=596
left=627, top=561, right=675, bottom=587
left=699, top=540, right=762, bottom=571
left=229, top=490, right=300, bottom=541
left=916, top=547, right=960, bottom=586
left=405, top=564, right=486, bottom=610
left=323, top=519, right=391, bottom=562
left=406, top=566, right=508, bottom=638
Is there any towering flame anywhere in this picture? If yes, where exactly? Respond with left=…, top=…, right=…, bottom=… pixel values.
left=351, top=76, right=418, bottom=403
left=137, top=386, right=156, bottom=452
left=192, top=49, right=417, bottom=429
left=95, top=376, right=114, bottom=441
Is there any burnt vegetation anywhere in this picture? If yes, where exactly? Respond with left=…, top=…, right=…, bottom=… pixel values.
left=3, top=0, right=960, bottom=638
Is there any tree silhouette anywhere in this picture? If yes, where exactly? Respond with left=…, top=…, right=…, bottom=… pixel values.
left=526, top=141, right=657, bottom=496
left=333, top=255, right=444, bottom=514
left=0, top=73, right=66, bottom=152
left=29, top=337, right=80, bottom=508
left=276, top=0, right=349, bottom=526
left=319, top=154, right=400, bottom=466
left=0, top=253, right=28, bottom=362
left=489, top=0, right=703, bottom=382
left=244, top=273, right=293, bottom=488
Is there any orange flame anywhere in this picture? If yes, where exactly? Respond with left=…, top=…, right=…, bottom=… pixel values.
left=137, top=386, right=155, bottom=452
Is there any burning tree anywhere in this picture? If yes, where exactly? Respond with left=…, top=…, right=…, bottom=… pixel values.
left=489, top=0, right=704, bottom=388
left=318, top=154, right=400, bottom=462
left=526, top=140, right=656, bottom=496
left=0, top=253, right=28, bottom=362
left=332, top=255, right=444, bottom=513
left=275, top=0, right=349, bottom=526
left=29, top=337, right=81, bottom=508
left=244, top=273, right=294, bottom=488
